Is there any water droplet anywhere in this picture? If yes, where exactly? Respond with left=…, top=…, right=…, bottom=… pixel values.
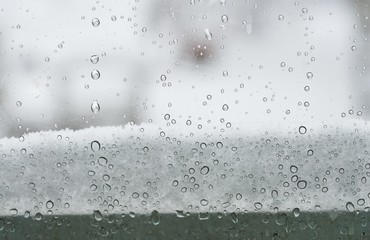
left=91, top=140, right=101, bottom=152
left=142, top=27, right=147, bottom=33
left=132, top=192, right=139, bottom=199
left=271, top=190, right=279, bottom=198
left=91, top=69, right=100, bottom=80
left=90, top=55, right=99, bottom=64
left=307, top=149, right=314, bottom=156
left=254, top=202, right=263, bottom=210
left=164, top=114, right=170, bottom=120
left=290, top=165, right=298, bottom=173
left=91, top=100, right=100, bottom=113
left=92, top=18, right=100, bottom=27
left=220, top=0, right=226, bottom=6
left=302, top=8, right=308, bottom=14
left=351, top=46, right=357, bottom=52
left=93, top=210, right=103, bottom=221
left=346, top=202, right=355, bottom=212
left=204, top=28, right=213, bottom=40
left=222, top=104, right=229, bottom=111
left=200, top=166, right=209, bottom=175
left=278, top=15, right=284, bottom=21
left=16, top=101, right=22, bottom=107
left=216, top=142, right=223, bottom=148
left=9, top=208, right=18, bottom=215
left=299, top=126, right=307, bottom=134
left=98, top=156, right=108, bottom=166
left=151, top=210, right=160, bottom=225
left=236, top=193, right=242, bottom=200
left=230, top=212, right=238, bottom=223
left=293, top=208, right=300, bottom=217
left=200, top=199, right=209, bottom=206
left=297, top=180, right=307, bottom=189
left=44, top=57, right=50, bottom=62
left=223, top=70, right=228, bottom=77
left=221, top=15, right=228, bottom=23
left=35, top=212, right=43, bottom=221
left=160, top=74, right=167, bottom=81
left=46, top=200, right=54, bottom=209
left=357, top=198, right=365, bottom=206
left=306, top=72, right=313, bottom=79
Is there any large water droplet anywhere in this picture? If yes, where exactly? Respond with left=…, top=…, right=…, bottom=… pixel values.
left=151, top=210, right=160, bottom=225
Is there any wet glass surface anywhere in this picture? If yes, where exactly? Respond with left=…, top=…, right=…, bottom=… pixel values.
left=0, top=0, right=370, bottom=239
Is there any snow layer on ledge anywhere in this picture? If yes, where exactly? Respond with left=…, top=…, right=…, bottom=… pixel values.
left=0, top=119, right=369, bottom=216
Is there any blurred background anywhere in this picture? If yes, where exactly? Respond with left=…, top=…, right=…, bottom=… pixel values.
left=0, top=0, right=369, bottom=138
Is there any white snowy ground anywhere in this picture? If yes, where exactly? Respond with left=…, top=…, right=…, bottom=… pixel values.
left=0, top=118, right=369, bottom=216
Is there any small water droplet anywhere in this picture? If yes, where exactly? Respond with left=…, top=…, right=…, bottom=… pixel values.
left=346, top=202, right=355, bottom=212
left=91, top=100, right=100, bottom=113
left=35, top=212, right=43, bottom=221
left=200, top=199, right=209, bottom=206
left=92, top=18, right=100, bottom=27
left=91, top=69, right=100, bottom=80
left=297, top=180, right=307, bottom=189
left=290, top=165, right=298, bottom=173
left=306, top=72, right=313, bottom=79
left=16, top=101, right=22, bottom=107
left=222, top=104, right=229, bottom=111
left=90, top=55, right=99, bottom=64
left=93, top=210, right=103, bottom=221
left=9, top=208, right=18, bottom=215
left=91, top=140, right=101, bottom=152
left=98, top=156, right=108, bottom=166
left=254, top=202, right=263, bottom=210
left=46, top=200, right=54, bottom=209
left=293, top=208, right=300, bottom=217
left=221, top=15, right=228, bottom=23
left=204, top=28, right=213, bottom=40
left=200, top=166, right=209, bottom=175
left=299, top=126, right=307, bottom=134
left=278, top=15, right=284, bottom=21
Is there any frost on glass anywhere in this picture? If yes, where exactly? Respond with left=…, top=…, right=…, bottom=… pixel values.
left=0, top=0, right=370, bottom=239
